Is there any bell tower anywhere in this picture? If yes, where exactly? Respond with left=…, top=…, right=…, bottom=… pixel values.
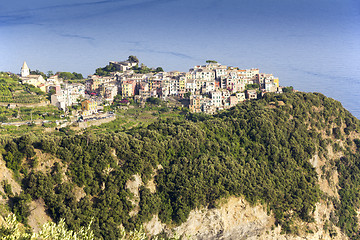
left=20, top=61, right=30, bottom=77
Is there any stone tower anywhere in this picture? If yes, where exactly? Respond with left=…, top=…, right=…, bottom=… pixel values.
left=20, top=61, right=30, bottom=77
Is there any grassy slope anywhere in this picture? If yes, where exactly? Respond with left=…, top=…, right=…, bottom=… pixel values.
left=0, top=72, right=45, bottom=103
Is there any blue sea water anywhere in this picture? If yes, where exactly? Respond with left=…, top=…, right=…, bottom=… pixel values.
left=2, top=0, right=359, bottom=119
left=276, top=66, right=360, bottom=119
left=256, top=29, right=360, bottom=120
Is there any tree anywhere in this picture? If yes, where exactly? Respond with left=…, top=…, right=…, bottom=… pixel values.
left=206, top=60, right=217, bottom=63
left=2, top=180, right=13, bottom=196
left=58, top=72, right=74, bottom=80
left=30, top=69, right=47, bottom=79
left=128, top=55, right=139, bottom=63
left=0, top=214, right=95, bottom=240
left=184, top=92, right=191, bottom=98
left=245, top=83, right=259, bottom=90
left=72, top=72, right=84, bottom=79
left=0, top=115, right=7, bottom=122
left=47, top=71, right=54, bottom=78
left=0, top=214, right=180, bottom=240
left=95, top=63, right=117, bottom=76
left=58, top=72, right=83, bottom=80
left=155, top=67, right=164, bottom=72
left=147, top=97, right=161, bottom=105
left=282, top=86, right=294, bottom=93
left=11, top=193, right=31, bottom=224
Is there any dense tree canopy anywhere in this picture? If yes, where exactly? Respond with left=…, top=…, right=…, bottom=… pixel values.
left=1, top=92, right=360, bottom=239
left=30, top=69, right=47, bottom=79
left=58, top=72, right=84, bottom=80
left=95, top=63, right=118, bottom=76
left=128, top=55, right=139, bottom=63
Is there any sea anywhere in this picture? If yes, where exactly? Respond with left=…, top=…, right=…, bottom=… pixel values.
left=240, top=14, right=360, bottom=120
left=258, top=34, right=360, bottom=120
left=278, top=66, right=360, bottom=120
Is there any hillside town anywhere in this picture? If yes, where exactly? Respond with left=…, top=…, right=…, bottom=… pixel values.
left=18, top=57, right=283, bottom=116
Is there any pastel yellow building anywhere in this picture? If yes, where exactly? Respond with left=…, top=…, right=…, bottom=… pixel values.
left=92, top=79, right=102, bottom=91
left=179, top=77, right=186, bottom=93
left=121, top=81, right=135, bottom=97
left=274, top=78, right=279, bottom=87
left=81, top=100, right=97, bottom=116
left=189, top=95, right=202, bottom=113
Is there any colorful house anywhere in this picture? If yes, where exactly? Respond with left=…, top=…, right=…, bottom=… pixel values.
left=81, top=100, right=97, bottom=116
left=121, top=80, right=136, bottom=97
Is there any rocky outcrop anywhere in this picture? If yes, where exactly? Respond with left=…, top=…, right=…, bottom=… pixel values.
left=143, top=145, right=349, bottom=239
left=126, top=174, right=143, bottom=217
left=144, top=196, right=346, bottom=239
left=27, top=198, right=52, bottom=232
left=170, top=197, right=273, bottom=240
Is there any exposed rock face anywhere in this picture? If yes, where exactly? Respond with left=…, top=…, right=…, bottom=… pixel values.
left=144, top=215, right=166, bottom=236
left=0, top=157, right=21, bottom=196
left=171, top=197, right=273, bottom=240
left=143, top=152, right=348, bottom=240
left=27, top=198, right=52, bottom=233
left=144, top=196, right=346, bottom=240
left=144, top=197, right=273, bottom=239
left=126, top=174, right=143, bottom=216
left=145, top=145, right=351, bottom=239
left=0, top=155, right=52, bottom=233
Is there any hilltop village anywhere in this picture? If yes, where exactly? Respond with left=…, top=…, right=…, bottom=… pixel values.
left=18, top=57, right=284, bottom=116
left=5, top=59, right=360, bottom=240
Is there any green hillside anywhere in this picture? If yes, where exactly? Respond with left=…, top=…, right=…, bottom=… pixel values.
left=0, top=72, right=45, bottom=103
left=1, top=92, right=360, bottom=239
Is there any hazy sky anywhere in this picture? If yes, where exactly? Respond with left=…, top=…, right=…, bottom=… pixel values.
left=1, top=0, right=360, bottom=117
left=1, top=0, right=358, bottom=74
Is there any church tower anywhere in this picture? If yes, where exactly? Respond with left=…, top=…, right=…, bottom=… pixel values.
left=20, top=61, right=30, bottom=77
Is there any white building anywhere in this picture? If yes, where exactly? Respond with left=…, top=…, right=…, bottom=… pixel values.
left=21, top=75, right=45, bottom=87
left=211, top=91, right=222, bottom=107
left=20, top=61, right=30, bottom=77
left=47, top=75, right=62, bottom=85
left=51, top=94, right=66, bottom=110
left=102, top=83, right=118, bottom=102
left=236, top=92, right=246, bottom=102
left=215, top=66, right=227, bottom=79
left=245, top=68, right=259, bottom=79
left=194, top=69, right=216, bottom=81
left=168, top=78, right=179, bottom=96
left=186, top=79, right=197, bottom=93
left=110, top=61, right=137, bottom=72
left=51, top=83, right=85, bottom=110
left=265, top=80, right=278, bottom=92
left=202, top=80, right=215, bottom=94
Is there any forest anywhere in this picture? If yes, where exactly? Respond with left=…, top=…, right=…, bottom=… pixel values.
left=1, top=92, right=360, bottom=239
